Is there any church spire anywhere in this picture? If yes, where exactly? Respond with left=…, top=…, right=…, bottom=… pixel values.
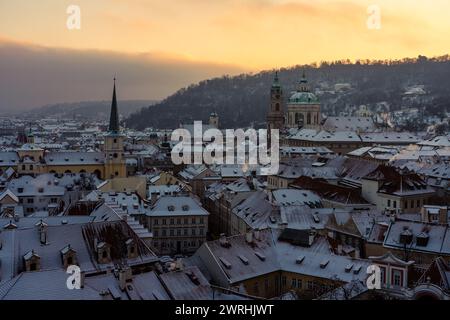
left=108, top=77, right=119, bottom=134
left=300, top=69, right=307, bottom=83
left=272, top=71, right=281, bottom=88
left=298, top=69, right=310, bottom=92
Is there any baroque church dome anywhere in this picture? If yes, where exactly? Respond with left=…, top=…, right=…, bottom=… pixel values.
left=288, top=91, right=319, bottom=104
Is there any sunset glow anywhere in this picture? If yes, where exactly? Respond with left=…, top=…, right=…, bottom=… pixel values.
left=1, top=0, right=450, bottom=70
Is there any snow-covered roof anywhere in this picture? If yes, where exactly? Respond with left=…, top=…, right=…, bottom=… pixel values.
left=45, top=151, right=104, bottom=165
left=148, top=196, right=209, bottom=217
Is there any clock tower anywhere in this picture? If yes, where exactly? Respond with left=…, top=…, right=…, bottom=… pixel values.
left=267, top=72, right=284, bottom=144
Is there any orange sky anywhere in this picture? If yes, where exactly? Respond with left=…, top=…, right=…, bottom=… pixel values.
left=1, top=0, right=450, bottom=71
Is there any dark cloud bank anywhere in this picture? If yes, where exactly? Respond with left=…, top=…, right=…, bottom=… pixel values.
left=0, top=40, right=245, bottom=112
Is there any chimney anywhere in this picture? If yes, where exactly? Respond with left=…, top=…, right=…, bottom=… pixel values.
left=80, top=271, right=85, bottom=288
left=390, top=213, right=396, bottom=223
left=39, top=225, right=47, bottom=245
left=309, top=228, right=316, bottom=246
left=253, top=229, right=260, bottom=241
left=219, top=233, right=231, bottom=248
left=439, top=207, right=448, bottom=225
left=175, top=258, right=184, bottom=271
left=150, top=192, right=158, bottom=205
left=245, top=232, right=253, bottom=244
left=118, top=267, right=132, bottom=291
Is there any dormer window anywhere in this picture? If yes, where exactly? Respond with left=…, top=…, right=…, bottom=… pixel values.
left=23, top=250, right=41, bottom=272
left=60, top=244, right=78, bottom=268
left=126, top=239, right=138, bottom=259
left=96, top=242, right=111, bottom=264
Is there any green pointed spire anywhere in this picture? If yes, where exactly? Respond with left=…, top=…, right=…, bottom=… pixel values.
left=300, top=69, right=307, bottom=83
left=109, top=78, right=119, bottom=134
left=272, top=71, right=281, bottom=88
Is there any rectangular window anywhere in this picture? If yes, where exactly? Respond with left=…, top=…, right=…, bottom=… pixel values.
left=170, top=218, right=174, bottom=225
left=297, top=279, right=302, bottom=289
left=291, top=279, right=297, bottom=288
left=392, top=270, right=403, bottom=287
left=387, top=199, right=391, bottom=207
left=154, top=219, right=158, bottom=225
left=191, top=228, right=196, bottom=236
left=162, top=219, right=166, bottom=225
left=417, top=200, right=420, bottom=208
left=307, top=281, right=314, bottom=290
left=380, top=266, right=386, bottom=284
left=192, top=217, right=196, bottom=224
left=393, top=201, right=397, bottom=209
left=184, top=229, right=188, bottom=236
left=170, top=229, right=174, bottom=236
left=281, top=276, right=286, bottom=287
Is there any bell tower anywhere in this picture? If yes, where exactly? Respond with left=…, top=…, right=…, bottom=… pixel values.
left=267, top=72, right=284, bottom=132
left=104, top=78, right=126, bottom=179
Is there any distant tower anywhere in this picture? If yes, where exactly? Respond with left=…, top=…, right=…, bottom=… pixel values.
left=286, top=70, right=321, bottom=129
left=104, top=78, right=126, bottom=179
left=26, top=125, right=35, bottom=144
left=267, top=72, right=284, bottom=132
left=209, top=112, right=219, bottom=129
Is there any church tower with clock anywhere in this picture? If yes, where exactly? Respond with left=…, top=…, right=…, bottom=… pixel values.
left=104, top=78, right=127, bottom=179
left=266, top=72, right=285, bottom=133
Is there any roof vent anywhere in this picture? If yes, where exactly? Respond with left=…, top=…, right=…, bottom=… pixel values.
left=296, top=256, right=305, bottom=264
left=219, top=257, right=232, bottom=269
left=254, top=251, right=266, bottom=261
left=353, top=265, right=362, bottom=274
left=238, top=255, right=249, bottom=265
left=345, top=263, right=353, bottom=272
left=320, top=260, right=329, bottom=269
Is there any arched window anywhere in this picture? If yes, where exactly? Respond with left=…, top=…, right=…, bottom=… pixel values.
left=295, top=113, right=304, bottom=126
